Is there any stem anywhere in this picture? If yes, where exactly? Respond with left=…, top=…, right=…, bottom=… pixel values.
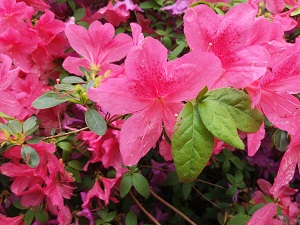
left=192, top=186, right=222, bottom=210
left=196, top=179, right=225, bottom=189
left=42, top=127, right=89, bottom=141
left=129, top=191, right=161, bottom=225
left=149, top=189, right=197, bottom=225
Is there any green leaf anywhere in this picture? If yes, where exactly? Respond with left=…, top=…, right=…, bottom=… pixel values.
left=32, top=92, right=68, bottom=109
left=120, top=174, right=132, bottom=197
left=227, top=214, right=251, bottom=225
left=172, top=101, right=214, bottom=182
left=274, top=129, right=289, bottom=152
left=97, top=208, right=108, bottom=219
left=26, top=137, right=43, bottom=144
left=139, top=1, right=160, bottom=9
left=54, top=84, right=75, bottom=91
left=21, top=145, right=40, bottom=168
left=162, top=36, right=172, bottom=49
left=12, top=200, right=28, bottom=209
left=74, top=8, right=86, bottom=21
left=0, top=111, right=15, bottom=120
left=23, top=116, right=37, bottom=134
left=0, top=122, right=14, bottom=134
left=125, top=211, right=137, bottom=225
left=68, top=0, right=76, bottom=10
left=164, top=171, right=179, bottom=185
left=198, top=100, right=245, bottom=149
left=105, top=211, right=117, bottom=222
left=196, top=86, right=209, bottom=101
left=168, top=43, right=185, bottom=60
left=6, top=120, right=23, bottom=134
left=291, top=6, right=300, bottom=16
left=229, top=156, right=244, bottom=170
left=226, top=173, right=236, bottom=184
left=35, top=210, right=48, bottom=223
left=132, top=173, right=150, bottom=198
left=65, top=165, right=81, bottom=183
left=85, top=108, right=107, bottom=136
left=182, top=182, right=194, bottom=199
left=62, top=76, right=85, bottom=84
left=68, top=160, right=84, bottom=171
left=248, top=203, right=265, bottom=215
left=205, top=88, right=263, bottom=133
left=24, top=210, right=35, bottom=225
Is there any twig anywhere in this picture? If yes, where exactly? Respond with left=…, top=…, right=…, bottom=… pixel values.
left=196, top=179, right=226, bottom=189
left=149, top=189, right=197, bottom=225
left=42, top=127, right=89, bottom=140
left=129, top=191, right=161, bottom=225
left=192, top=186, right=222, bottom=209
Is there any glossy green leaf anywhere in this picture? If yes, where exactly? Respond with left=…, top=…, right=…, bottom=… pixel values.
left=198, top=100, right=244, bottom=149
left=23, top=116, right=37, bottom=134
left=85, top=108, right=107, bottom=136
left=32, top=92, right=68, bottom=109
left=21, top=145, right=40, bottom=168
left=120, top=174, right=132, bottom=197
left=205, top=88, right=263, bottom=133
left=68, top=160, right=84, bottom=171
left=227, top=214, right=251, bottom=225
left=132, top=173, right=150, bottom=198
left=125, top=211, right=137, bottom=225
left=172, top=101, right=214, bottom=182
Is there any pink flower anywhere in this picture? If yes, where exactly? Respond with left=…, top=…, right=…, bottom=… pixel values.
left=0, top=213, right=24, bottom=225
left=88, top=37, right=222, bottom=166
left=62, top=20, right=132, bottom=77
left=184, top=3, right=269, bottom=89
left=246, top=203, right=283, bottom=225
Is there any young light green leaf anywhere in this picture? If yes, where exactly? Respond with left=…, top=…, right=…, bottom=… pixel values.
left=120, top=174, right=132, bottom=197
left=172, top=101, right=214, bottom=182
left=198, top=100, right=245, bottom=149
left=205, top=88, right=263, bottom=133
left=54, top=84, right=75, bottom=91
left=32, top=92, right=68, bottom=109
left=85, top=109, right=107, bottom=136
left=62, top=76, right=85, bottom=84
left=132, top=173, right=149, bottom=198
left=6, top=120, right=23, bottom=134
left=196, top=85, right=209, bottom=101
left=0, top=123, right=14, bottom=134
left=291, top=6, right=300, bottom=16
left=23, top=116, right=37, bottom=134
left=125, top=210, right=137, bottom=225
left=0, top=111, right=15, bottom=120
left=21, top=145, right=40, bottom=168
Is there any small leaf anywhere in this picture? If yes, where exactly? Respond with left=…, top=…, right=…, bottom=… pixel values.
left=85, top=109, right=107, bottom=136
left=172, top=101, right=214, bottom=182
left=23, top=116, right=37, bottom=134
left=198, top=100, right=244, bottom=149
left=125, top=211, right=137, bottom=225
left=24, top=210, right=35, bottom=225
left=205, top=88, right=263, bottom=133
left=32, top=92, right=68, bottom=109
left=227, top=214, right=251, bottom=225
left=120, top=174, right=132, bottom=197
left=291, top=6, right=300, bottom=16
left=21, top=145, right=40, bottom=168
left=6, top=120, right=22, bottom=134
left=35, top=210, right=48, bottom=223
left=54, top=84, right=75, bottom=91
left=196, top=85, right=209, bottom=101
left=74, top=8, right=86, bottom=21
left=67, top=160, right=84, bottom=171
left=274, top=129, right=289, bottom=152
left=132, top=173, right=150, bottom=198
left=0, top=111, right=15, bottom=120
left=26, top=137, right=43, bottom=144
left=248, top=203, right=265, bottom=215
left=65, top=165, right=81, bottom=183
left=105, top=211, right=117, bottom=222
left=0, top=123, right=14, bottom=134
left=182, top=182, right=194, bottom=199
left=62, top=76, right=85, bottom=84
left=168, top=43, right=186, bottom=60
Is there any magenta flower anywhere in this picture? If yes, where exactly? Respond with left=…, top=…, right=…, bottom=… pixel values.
left=88, top=37, right=222, bottom=166
left=184, top=3, right=269, bottom=89
left=63, top=20, right=132, bottom=77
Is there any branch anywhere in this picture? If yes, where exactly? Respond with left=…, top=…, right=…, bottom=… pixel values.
left=129, top=191, right=161, bottom=225
left=149, top=189, right=197, bottom=225
left=42, top=127, right=89, bottom=141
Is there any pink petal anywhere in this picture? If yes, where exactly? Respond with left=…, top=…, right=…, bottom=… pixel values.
left=266, top=0, right=285, bottom=14
left=165, top=51, right=222, bottom=101
left=130, top=23, right=144, bottom=46
left=120, top=104, right=163, bottom=166
left=246, top=203, right=277, bottom=225
left=88, top=78, right=150, bottom=115
left=220, top=45, right=269, bottom=89
left=270, top=147, right=298, bottom=196
left=257, top=179, right=272, bottom=195
left=0, top=91, right=21, bottom=117
left=247, top=123, right=265, bottom=156
left=184, top=4, right=219, bottom=51
left=62, top=57, right=90, bottom=76
left=0, top=54, right=19, bottom=90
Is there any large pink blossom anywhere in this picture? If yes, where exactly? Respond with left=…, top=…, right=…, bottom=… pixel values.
left=63, top=20, right=132, bottom=78
left=184, top=3, right=269, bottom=89
left=88, top=37, right=222, bottom=166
